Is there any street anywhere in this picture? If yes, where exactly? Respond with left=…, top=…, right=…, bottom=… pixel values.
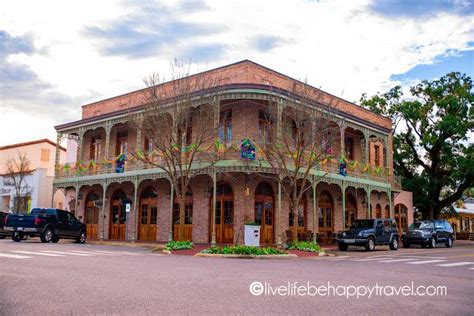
left=1, top=239, right=474, bottom=315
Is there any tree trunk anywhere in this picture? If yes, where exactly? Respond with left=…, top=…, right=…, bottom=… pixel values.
left=292, top=196, right=299, bottom=243
left=178, top=197, right=186, bottom=241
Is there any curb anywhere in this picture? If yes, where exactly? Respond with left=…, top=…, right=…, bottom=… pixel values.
left=87, top=241, right=167, bottom=251
left=195, top=253, right=298, bottom=259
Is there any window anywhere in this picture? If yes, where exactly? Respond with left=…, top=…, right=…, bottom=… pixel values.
left=258, top=111, right=272, bottom=146
left=374, top=145, right=380, bottom=166
left=218, top=110, right=232, bottom=145
left=144, top=137, right=153, bottom=154
left=116, top=131, right=128, bottom=155
left=178, top=117, right=193, bottom=146
left=289, top=202, right=305, bottom=228
left=40, top=148, right=50, bottom=162
left=173, top=203, right=193, bottom=224
left=90, top=137, right=102, bottom=161
left=344, top=137, right=354, bottom=160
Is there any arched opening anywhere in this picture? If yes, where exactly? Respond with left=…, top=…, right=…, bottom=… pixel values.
left=318, top=191, right=334, bottom=238
left=210, top=182, right=234, bottom=244
left=345, top=192, right=357, bottom=228
left=394, top=203, right=408, bottom=232
left=385, top=205, right=390, bottom=219
left=254, top=182, right=274, bottom=244
left=173, top=189, right=193, bottom=241
left=110, top=189, right=128, bottom=240
left=85, top=191, right=101, bottom=240
left=138, top=187, right=158, bottom=241
left=375, top=203, right=382, bottom=219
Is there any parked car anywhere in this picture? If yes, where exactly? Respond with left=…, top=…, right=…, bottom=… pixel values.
left=4, top=208, right=86, bottom=243
left=401, top=220, right=453, bottom=248
left=0, top=211, right=11, bottom=239
left=336, top=219, right=399, bottom=251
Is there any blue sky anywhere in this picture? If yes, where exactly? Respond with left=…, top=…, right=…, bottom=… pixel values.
left=0, top=0, right=473, bottom=145
left=391, top=48, right=474, bottom=82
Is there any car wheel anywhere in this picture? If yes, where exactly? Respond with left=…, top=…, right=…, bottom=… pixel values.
left=445, top=237, right=453, bottom=248
left=52, top=236, right=60, bottom=243
left=41, top=228, right=54, bottom=243
left=403, top=242, right=410, bottom=248
left=390, top=238, right=399, bottom=250
left=76, top=231, right=86, bottom=244
left=429, top=237, right=436, bottom=248
left=0, top=235, right=6, bottom=239
left=338, top=243, right=348, bottom=251
left=12, top=233, right=23, bottom=242
left=364, top=237, right=375, bottom=251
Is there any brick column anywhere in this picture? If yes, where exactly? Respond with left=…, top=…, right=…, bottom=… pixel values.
left=100, top=182, right=107, bottom=241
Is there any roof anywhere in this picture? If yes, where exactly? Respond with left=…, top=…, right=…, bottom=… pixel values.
left=56, top=59, right=393, bottom=132
left=0, top=139, right=66, bottom=152
left=454, top=200, right=474, bottom=215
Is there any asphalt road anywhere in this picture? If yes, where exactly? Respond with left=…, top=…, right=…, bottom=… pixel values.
left=1, top=239, right=474, bottom=315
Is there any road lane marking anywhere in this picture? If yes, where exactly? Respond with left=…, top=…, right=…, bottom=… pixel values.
left=435, top=262, right=474, bottom=267
left=354, top=257, right=393, bottom=261
left=405, top=260, right=446, bottom=265
left=41, top=251, right=92, bottom=256
left=332, top=256, right=352, bottom=259
left=67, top=250, right=116, bottom=256
left=92, top=250, right=141, bottom=256
left=377, top=258, right=417, bottom=263
left=12, top=251, right=64, bottom=257
left=397, top=255, right=447, bottom=259
left=0, top=253, right=32, bottom=259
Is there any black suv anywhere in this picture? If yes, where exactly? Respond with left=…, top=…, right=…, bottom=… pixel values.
left=336, top=219, right=399, bottom=251
left=401, top=220, right=454, bottom=248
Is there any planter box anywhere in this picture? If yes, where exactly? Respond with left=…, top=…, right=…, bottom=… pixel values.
left=244, top=225, right=261, bottom=247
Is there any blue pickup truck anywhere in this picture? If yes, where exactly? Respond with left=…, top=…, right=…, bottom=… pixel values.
left=4, top=208, right=86, bottom=243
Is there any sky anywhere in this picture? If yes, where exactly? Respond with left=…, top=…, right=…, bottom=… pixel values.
left=0, top=0, right=473, bottom=146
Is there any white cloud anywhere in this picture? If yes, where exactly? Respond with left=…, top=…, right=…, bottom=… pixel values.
left=0, top=0, right=473, bottom=146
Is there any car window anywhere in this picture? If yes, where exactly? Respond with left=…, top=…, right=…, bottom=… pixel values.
left=57, top=211, right=68, bottom=222
left=419, top=222, right=433, bottom=230
left=391, top=220, right=397, bottom=229
left=434, top=221, right=444, bottom=230
left=376, top=221, right=383, bottom=229
left=66, top=212, right=76, bottom=222
left=350, top=220, right=374, bottom=228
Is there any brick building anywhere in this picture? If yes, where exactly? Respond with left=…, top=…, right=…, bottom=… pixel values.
left=53, top=60, right=413, bottom=243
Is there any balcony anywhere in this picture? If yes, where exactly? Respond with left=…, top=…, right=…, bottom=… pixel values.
left=54, top=150, right=394, bottom=187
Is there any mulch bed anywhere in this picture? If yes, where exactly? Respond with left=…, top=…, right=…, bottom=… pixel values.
left=169, top=244, right=336, bottom=257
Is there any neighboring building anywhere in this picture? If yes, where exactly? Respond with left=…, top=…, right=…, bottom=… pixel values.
left=0, top=139, right=66, bottom=212
left=53, top=60, right=413, bottom=243
left=448, top=198, right=474, bottom=239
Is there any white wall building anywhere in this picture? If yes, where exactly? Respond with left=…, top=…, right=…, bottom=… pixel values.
left=0, top=139, right=66, bottom=213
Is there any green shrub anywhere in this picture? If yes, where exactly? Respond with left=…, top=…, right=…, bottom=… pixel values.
left=201, top=245, right=286, bottom=255
left=165, top=240, right=193, bottom=251
left=287, top=241, right=321, bottom=253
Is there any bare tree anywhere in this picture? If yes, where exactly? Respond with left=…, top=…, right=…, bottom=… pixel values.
left=6, top=151, right=33, bottom=213
left=250, top=82, right=337, bottom=243
left=132, top=61, right=228, bottom=241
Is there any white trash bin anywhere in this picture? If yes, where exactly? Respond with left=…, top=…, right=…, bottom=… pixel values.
left=244, top=224, right=261, bottom=247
